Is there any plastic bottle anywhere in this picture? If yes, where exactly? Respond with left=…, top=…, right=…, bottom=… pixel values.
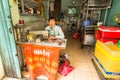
left=118, top=40, right=120, bottom=48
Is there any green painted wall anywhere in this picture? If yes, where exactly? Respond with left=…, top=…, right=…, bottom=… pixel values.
left=100, top=10, right=106, bottom=24
left=61, top=0, right=82, bottom=10
left=100, top=0, right=120, bottom=26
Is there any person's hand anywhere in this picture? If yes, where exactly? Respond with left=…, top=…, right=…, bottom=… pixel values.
left=48, top=36, right=57, bottom=42
left=48, top=36, right=56, bottom=40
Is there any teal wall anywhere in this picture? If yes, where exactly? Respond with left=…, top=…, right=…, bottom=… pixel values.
left=61, top=0, right=71, bottom=10
left=100, top=0, right=120, bottom=26
left=61, top=0, right=82, bottom=10
left=100, top=10, right=106, bottom=24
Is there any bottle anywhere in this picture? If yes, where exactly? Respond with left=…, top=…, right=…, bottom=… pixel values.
left=118, top=40, right=120, bottom=48
left=19, top=19, right=24, bottom=24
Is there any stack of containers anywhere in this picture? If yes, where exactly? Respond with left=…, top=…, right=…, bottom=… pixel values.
left=94, top=26, right=120, bottom=79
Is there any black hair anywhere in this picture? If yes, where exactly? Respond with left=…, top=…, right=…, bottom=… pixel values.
left=49, top=16, right=55, bottom=21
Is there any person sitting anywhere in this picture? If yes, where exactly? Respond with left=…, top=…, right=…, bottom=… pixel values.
left=45, top=17, right=65, bottom=40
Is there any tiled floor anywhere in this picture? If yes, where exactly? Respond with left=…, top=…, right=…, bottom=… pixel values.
left=57, top=31, right=101, bottom=80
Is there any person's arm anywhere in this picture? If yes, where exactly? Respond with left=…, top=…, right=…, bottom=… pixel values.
left=45, top=26, right=49, bottom=31
left=56, top=27, right=65, bottom=39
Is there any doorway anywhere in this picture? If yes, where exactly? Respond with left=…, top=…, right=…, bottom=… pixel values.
left=0, top=0, right=21, bottom=78
left=54, top=0, right=61, bottom=21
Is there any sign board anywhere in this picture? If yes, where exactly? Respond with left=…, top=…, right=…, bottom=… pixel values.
left=23, top=44, right=60, bottom=80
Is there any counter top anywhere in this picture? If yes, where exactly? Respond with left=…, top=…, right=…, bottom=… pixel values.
left=17, top=39, right=67, bottom=49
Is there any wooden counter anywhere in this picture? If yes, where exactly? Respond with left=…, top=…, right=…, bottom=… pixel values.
left=17, top=39, right=67, bottom=49
left=16, top=39, right=67, bottom=80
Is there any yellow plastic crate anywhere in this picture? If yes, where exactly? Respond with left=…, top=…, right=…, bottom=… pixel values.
left=94, top=40, right=120, bottom=72
left=93, top=57, right=120, bottom=78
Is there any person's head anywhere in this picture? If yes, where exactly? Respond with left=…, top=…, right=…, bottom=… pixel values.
left=49, top=17, right=55, bottom=28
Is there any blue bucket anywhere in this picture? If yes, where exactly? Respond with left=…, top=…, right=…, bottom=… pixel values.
left=82, top=20, right=93, bottom=27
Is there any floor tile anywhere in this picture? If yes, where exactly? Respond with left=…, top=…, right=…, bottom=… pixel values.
left=57, top=31, right=101, bottom=80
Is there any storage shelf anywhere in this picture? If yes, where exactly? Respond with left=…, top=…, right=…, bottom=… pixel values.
left=24, top=0, right=41, bottom=8
left=20, top=13, right=40, bottom=16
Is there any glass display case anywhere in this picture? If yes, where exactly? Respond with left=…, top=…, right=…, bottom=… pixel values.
left=68, top=6, right=78, bottom=32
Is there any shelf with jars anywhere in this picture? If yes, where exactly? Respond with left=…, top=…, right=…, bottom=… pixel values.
left=18, top=0, right=42, bottom=15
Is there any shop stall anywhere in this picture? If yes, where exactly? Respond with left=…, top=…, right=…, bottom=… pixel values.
left=14, top=24, right=67, bottom=80
left=17, top=38, right=67, bottom=80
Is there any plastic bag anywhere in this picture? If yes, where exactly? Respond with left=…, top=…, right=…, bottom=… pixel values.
left=59, top=55, right=70, bottom=66
left=58, top=60, right=74, bottom=76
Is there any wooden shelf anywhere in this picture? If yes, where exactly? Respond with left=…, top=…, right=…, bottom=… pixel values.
left=24, top=0, right=41, bottom=8
left=20, top=13, right=40, bottom=16
left=18, top=0, right=41, bottom=14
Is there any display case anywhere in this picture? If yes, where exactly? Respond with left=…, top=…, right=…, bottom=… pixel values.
left=68, top=6, right=78, bottom=32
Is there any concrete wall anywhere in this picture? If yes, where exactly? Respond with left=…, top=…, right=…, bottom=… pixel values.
left=20, top=15, right=41, bottom=24
left=9, top=0, right=20, bottom=26
left=61, top=0, right=80, bottom=10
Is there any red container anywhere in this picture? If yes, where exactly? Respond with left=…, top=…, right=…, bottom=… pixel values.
left=97, top=36, right=118, bottom=43
left=97, top=26, right=120, bottom=43
left=98, top=26, right=120, bottom=38
left=73, top=32, right=79, bottom=39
